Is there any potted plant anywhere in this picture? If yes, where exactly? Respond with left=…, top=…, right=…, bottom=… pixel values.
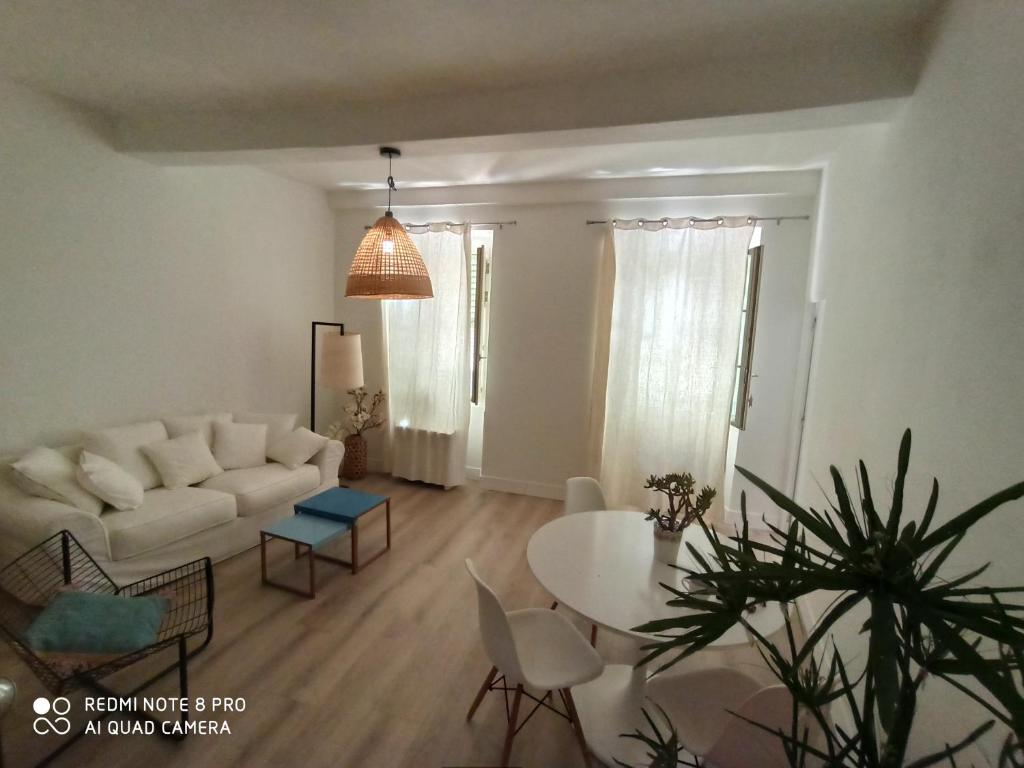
left=644, top=473, right=716, bottom=565
left=326, top=387, right=386, bottom=481
left=623, top=429, right=1024, bottom=767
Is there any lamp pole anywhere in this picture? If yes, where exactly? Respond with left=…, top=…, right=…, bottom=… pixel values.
left=0, top=678, right=15, bottom=768
left=310, top=321, right=345, bottom=434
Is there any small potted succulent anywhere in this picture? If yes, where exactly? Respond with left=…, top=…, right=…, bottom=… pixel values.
left=326, top=388, right=386, bottom=480
left=644, top=472, right=716, bottom=565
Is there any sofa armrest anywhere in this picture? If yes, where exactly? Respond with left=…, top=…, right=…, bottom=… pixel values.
left=0, top=489, right=111, bottom=566
left=308, top=439, right=344, bottom=485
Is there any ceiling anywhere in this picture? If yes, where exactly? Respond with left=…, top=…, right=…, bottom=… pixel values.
left=261, top=107, right=893, bottom=191
left=1, top=0, right=940, bottom=116
left=0, top=0, right=938, bottom=190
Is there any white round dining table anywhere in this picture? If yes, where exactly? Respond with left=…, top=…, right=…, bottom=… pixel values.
left=526, top=510, right=786, bottom=766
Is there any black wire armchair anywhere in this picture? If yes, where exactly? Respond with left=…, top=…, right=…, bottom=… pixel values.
left=0, top=530, right=214, bottom=765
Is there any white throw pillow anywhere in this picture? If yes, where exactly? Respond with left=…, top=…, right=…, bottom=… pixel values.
left=76, top=451, right=144, bottom=511
left=142, top=431, right=223, bottom=489
left=267, top=428, right=329, bottom=470
left=234, top=412, right=298, bottom=446
left=10, top=447, right=104, bottom=516
left=83, top=421, right=168, bottom=490
left=213, top=422, right=267, bottom=470
left=163, top=412, right=233, bottom=447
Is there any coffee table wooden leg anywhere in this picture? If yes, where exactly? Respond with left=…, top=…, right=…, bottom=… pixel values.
left=351, top=522, right=360, bottom=574
left=308, top=545, right=316, bottom=598
left=344, top=501, right=390, bottom=574
left=260, top=532, right=268, bottom=584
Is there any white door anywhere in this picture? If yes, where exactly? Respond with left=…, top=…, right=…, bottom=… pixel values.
left=726, top=220, right=814, bottom=526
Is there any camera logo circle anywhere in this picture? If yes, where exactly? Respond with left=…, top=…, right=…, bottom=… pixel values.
left=32, top=697, right=72, bottom=735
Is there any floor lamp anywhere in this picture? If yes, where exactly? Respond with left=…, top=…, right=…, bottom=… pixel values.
left=311, top=322, right=364, bottom=433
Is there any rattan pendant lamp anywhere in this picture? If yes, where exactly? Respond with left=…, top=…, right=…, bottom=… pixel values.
left=345, top=147, right=433, bottom=300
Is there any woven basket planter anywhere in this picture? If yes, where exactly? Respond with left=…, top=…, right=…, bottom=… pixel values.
left=342, top=434, right=368, bottom=481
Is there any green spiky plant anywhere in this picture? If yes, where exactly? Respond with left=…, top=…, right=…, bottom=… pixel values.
left=619, top=703, right=700, bottom=768
left=625, top=429, right=1024, bottom=767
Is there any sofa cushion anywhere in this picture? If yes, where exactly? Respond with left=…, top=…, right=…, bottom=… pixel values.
left=102, top=487, right=236, bottom=560
left=77, top=451, right=144, bottom=510
left=199, top=463, right=320, bottom=517
left=142, top=431, right=223, bottom=489
left=10, top=446, right=104, bottom=516
left=83, top=421, right=168, bottom=491
left=163, top=412, right=233, bottom=447
left=213, top=422, right=266, bottom=470
left=234, top=412, right=298, bottom=446
left=267, top=428, right=328, bottom=470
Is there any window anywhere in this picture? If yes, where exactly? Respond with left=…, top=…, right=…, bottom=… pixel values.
left=386, top=227, right=470, bottom=435
left=730, top=243, right=764, bottom=430
left=468, top=230, right=493, bottom=405
left=598, top=222, right=753, bottom=507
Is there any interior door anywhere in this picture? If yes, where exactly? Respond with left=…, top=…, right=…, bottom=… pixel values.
left=727, top=220, right=814, bottom=525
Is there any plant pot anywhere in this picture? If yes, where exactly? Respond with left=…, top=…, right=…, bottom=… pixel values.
left=341, top=434, right=368, bottom=481
left=653, top=523, right=684, bottom=565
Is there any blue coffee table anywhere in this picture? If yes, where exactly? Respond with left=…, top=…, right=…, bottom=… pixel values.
left=260, top=487, right=391, bottom=598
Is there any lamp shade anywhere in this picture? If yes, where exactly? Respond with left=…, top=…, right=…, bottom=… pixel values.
left=320, top=333, right=364, bottom=390
left=345, top=212, right=433, bottom=299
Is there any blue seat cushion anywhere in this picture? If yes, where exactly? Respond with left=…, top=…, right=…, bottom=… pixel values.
left=25, top=590, right=169, bottom=669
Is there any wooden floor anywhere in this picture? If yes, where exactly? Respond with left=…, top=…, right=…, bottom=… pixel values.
left=1, top=476, right=775, bottom=768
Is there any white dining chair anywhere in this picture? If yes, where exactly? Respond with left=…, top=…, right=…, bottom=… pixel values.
left=645, top=666, right=803, bottom=768
left=555, top=477, right=611, bottom=646
left=564, top=477, right=608, bottom=516
left=465, top=559, right=603, bottom=767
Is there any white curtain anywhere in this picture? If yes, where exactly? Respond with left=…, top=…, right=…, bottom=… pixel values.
left=597, top=218, right=753, bottom=517
left=384, top=223, right=472, bottom=487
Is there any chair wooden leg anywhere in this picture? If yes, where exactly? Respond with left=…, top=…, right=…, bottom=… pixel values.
left=501, top=684, right=523, bottom=767
left=562, top=688, right=592, bottom=768
left=466, top=666, right=498, bottom=721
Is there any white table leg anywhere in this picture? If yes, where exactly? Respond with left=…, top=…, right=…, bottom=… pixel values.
left=570, top=630, right=661, bottom=767
left=573, top=642, right=705, bottom=767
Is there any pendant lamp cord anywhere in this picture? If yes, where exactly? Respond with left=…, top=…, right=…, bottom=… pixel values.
left=386, top=152, right=397, bottom=213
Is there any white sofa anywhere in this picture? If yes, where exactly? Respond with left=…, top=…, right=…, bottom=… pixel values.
left=0, top=413, right=344, bottom=585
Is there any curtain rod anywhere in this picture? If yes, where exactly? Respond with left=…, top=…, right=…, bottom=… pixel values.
left=363, top=220, right=517, bottom=230
left=586, top=215, right=810, bottom=225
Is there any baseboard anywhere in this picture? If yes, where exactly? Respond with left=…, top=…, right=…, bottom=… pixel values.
left=479, top=474, right=565, bottom=500
left=465, top=466, right=481, bottom=481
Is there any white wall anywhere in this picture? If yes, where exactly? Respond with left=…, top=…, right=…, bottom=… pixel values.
left=0, top=80, right=335, bottom=453
left=334, top=192, right=815, bottom=499
left=798, top=1, right=1024, bottom=760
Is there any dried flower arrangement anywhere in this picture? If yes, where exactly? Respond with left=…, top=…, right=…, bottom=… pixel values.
left=326, top=387, right=387, bottom=439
